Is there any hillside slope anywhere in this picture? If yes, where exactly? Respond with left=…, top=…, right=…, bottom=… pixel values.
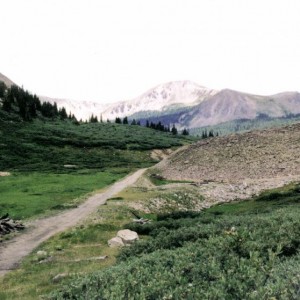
left=156, top=123, right=300, bottom=202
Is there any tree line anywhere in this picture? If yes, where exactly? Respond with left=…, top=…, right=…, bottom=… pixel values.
left=0, top=81, right=77, bottom=122
left=113, top=116, right=189, bottom=135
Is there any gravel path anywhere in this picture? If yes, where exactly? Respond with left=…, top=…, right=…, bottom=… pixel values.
left=0, top=168, right=146, bottom=276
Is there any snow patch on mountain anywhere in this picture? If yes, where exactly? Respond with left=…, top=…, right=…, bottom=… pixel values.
left=101, top=81, right=218, bottom=120
left=41, top=81, right=218, bottom=121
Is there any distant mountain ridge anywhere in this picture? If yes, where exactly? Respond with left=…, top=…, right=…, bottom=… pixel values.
left=40, top=81, right=300, bottom=129
left=1, top=72, right=300, bottom=129
left=0, top=73, right=16, bottom=88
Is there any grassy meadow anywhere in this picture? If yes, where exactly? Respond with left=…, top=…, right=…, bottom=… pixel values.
left=0, top=170, right=126, bottom=220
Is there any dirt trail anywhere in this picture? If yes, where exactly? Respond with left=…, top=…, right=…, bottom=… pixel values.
left=0, top=168, right=146, bottom=277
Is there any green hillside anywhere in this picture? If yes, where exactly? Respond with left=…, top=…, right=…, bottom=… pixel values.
left=0, top=110, right=190, bottom=172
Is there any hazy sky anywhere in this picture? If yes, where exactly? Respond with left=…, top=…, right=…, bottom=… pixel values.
left=1, top=0, right=300, bottom=103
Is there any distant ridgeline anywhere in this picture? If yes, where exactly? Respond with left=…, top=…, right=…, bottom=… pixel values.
left=0, top=81, right=75, bottom=122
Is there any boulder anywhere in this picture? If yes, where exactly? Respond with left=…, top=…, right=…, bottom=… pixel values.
left=108, top=236, right=124, bottom=248
left=117, top=229, right=139, bottom=245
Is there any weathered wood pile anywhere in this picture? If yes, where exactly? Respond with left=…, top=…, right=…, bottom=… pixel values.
left=0, top=213, right=25, bottom=235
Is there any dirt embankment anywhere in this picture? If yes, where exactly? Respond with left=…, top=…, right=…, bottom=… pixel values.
left=156, top=123, right=300, bottom=203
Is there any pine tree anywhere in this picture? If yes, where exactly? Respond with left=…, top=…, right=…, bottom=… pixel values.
left=182, top=128, right=189, bottom=136
left=0, top=81, right=6, bottom=98
left=208, top=130, right=214, bottom=137
left=59, top=107, right=68, bottom=120
left=171, top=124, right=178, bottom=135
left=123, top=116, right=128, bottom=124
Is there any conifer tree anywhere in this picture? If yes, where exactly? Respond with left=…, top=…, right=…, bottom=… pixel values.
left=171, top=124, right=178, bottom=135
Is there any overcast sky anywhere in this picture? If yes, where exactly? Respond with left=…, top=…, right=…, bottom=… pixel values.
left=1, top=0, right=300, bottom=103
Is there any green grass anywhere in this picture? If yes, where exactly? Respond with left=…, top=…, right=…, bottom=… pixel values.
left=0, top=197, right=139, bottom=300
left=50, top=183, right=300, bottom=300
left=0, top=170, right=126, bottom=220
left=0, top=112, right=191, bottom=172
left=0, top=111, right=193, bottom=220
left=205, top=182, right=300, bottom=216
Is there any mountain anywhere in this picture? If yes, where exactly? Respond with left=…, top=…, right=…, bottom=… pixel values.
left=40, top=81, right=218, bottom=122
left=1, top=72, right=300, bottom=129
left=100, top=81, right=218, bottom=121
left=0, top=73, right=16, bottom=88
left=43, top=82, right=300, bottom=129
left=179, top=89, right=300, bottom=128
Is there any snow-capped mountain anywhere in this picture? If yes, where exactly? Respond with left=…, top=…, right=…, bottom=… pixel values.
left=101, top=81, right=218, bottom=120
left=40, top=80, right=218, bottom=122
left=2, top=71, right=300, bottom=129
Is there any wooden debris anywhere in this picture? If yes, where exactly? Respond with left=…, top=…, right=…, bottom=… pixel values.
left=130, top=210, right=150, bottom=225
left=0, top=214, right=25, bottom=235
left=132, top=218, right=150, bottom=225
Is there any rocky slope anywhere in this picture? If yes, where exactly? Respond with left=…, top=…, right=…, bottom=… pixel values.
left=155, top=122, right=300, bottom=203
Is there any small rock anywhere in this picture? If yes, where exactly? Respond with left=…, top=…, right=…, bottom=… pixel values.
left=117, top=229, right=139, bottom=245
left=39, top=256, right=54, bottom=264
left=108, top=236, right=124, bottom=247
left=63, top=165, right=77, bottom=169
left=53, top=273, right=68, bottom=283
left=37, top=250, right=48, bottom=257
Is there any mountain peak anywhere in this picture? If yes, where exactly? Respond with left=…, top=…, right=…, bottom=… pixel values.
left=99, top=81, right=218, bottom=120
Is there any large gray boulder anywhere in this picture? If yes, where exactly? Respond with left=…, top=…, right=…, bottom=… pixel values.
left=117, top=229, right=139, bottom=245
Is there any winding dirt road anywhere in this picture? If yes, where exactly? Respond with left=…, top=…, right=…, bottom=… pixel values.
left=0, top=168, right=146, bottom=276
